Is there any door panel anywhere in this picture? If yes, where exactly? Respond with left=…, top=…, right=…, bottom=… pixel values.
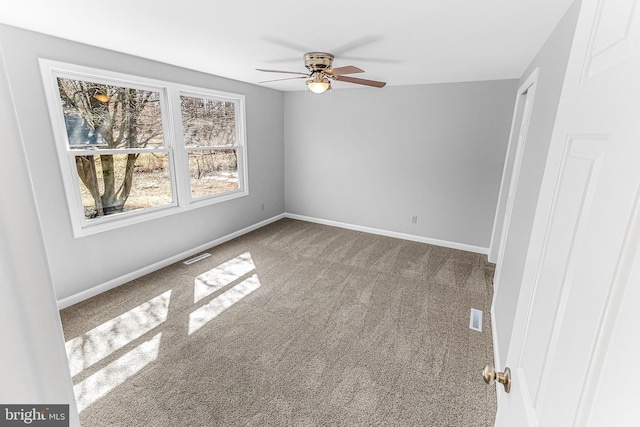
left=538, top=141, right=640, bottom=426
left=521, top=137, right=605, bottom=405
left=585, top=0, right=639, bottom=78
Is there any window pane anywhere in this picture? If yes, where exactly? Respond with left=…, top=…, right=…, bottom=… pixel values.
left=76, top=153, right=173, bottom=219
left=57, top=77, right=164, bottom=149
left=188, top=149, right=239, bottom=199
left=181, top=95, right=236, bottom=147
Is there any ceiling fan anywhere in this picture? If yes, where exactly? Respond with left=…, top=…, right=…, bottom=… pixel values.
left=257, top=52, right=386, bottom=94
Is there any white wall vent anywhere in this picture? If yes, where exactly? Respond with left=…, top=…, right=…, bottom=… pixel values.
left=183, top=253, right=211, bottom=265
left=469, top=308, right=483, bottom=332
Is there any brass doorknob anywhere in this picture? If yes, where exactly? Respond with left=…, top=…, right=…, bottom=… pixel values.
left=483, top=364, right=511, bottom=393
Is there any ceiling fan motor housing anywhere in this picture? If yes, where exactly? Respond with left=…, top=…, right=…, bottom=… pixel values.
left=304, top=52, right=334, bottom=72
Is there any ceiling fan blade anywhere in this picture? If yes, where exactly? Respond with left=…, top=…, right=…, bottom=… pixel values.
left=333, top=75, right=386, bottom=88
left=256, top=68, right=308, bottom=76
left=261, top=37, right=311, bottom=55
left=331, top=35, right=383, bottom=56
left=259, top=76, right=308, bottom=84
left=324, top=66, right=364, bottom=76
left=339, top=56, right=404, bottom=64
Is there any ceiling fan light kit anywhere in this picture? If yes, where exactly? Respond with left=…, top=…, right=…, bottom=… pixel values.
left=306, top=74, right=331, bottom=94
left=257, top=51, right=386, bottom=94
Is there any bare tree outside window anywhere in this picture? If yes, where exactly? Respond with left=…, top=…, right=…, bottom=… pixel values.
left=57, top=78, right=173, bottom=218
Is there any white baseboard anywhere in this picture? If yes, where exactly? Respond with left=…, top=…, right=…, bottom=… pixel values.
left=57, top=214, right=285, bottom=309
left=284, top=213, right=489, bottom=255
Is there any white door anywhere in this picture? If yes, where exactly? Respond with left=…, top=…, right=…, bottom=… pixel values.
left=494, top=0, right=640, bottom=425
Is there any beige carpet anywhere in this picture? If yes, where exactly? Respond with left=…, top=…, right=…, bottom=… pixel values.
left=60, top=218, right=497, bottom=426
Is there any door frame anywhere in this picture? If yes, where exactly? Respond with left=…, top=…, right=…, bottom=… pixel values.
left=488, top=69, right=539, bottom=266
left=489, top=68, right=539, bottom=368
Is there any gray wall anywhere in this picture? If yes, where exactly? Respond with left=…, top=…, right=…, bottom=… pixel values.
left=0, top=42, right=78, bottom=422
left=493, top=0, right=582, bottom=364
left=0, top=24, right=285, bottom=302
left=284, top=81, right=517, bottom=250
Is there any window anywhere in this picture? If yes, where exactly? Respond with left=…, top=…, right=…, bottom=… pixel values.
left=57, top=77, right=175, bottom=219
left=40, top=60, right=248, bottom=237
left=180, top=93, right=241, bottom=200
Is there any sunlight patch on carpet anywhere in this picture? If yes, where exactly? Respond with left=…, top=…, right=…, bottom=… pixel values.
left=74, top=332, right=162, bottom=413
left=193, top=252, right=256, bottom=303
left=189, top=274, right=261, bottom=335
left=65, top=290, right=171, bottom=377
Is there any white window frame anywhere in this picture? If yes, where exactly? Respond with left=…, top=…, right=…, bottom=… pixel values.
left=39, top=59, right=248, bottom=238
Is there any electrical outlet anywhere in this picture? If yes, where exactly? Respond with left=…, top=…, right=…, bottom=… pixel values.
left=411, top=216, right=418, bottom=224
left=261, top=203, right=264, bottom=211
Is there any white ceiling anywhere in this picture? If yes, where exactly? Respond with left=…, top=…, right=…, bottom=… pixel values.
left=0, top=0, right=575, bottom=91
